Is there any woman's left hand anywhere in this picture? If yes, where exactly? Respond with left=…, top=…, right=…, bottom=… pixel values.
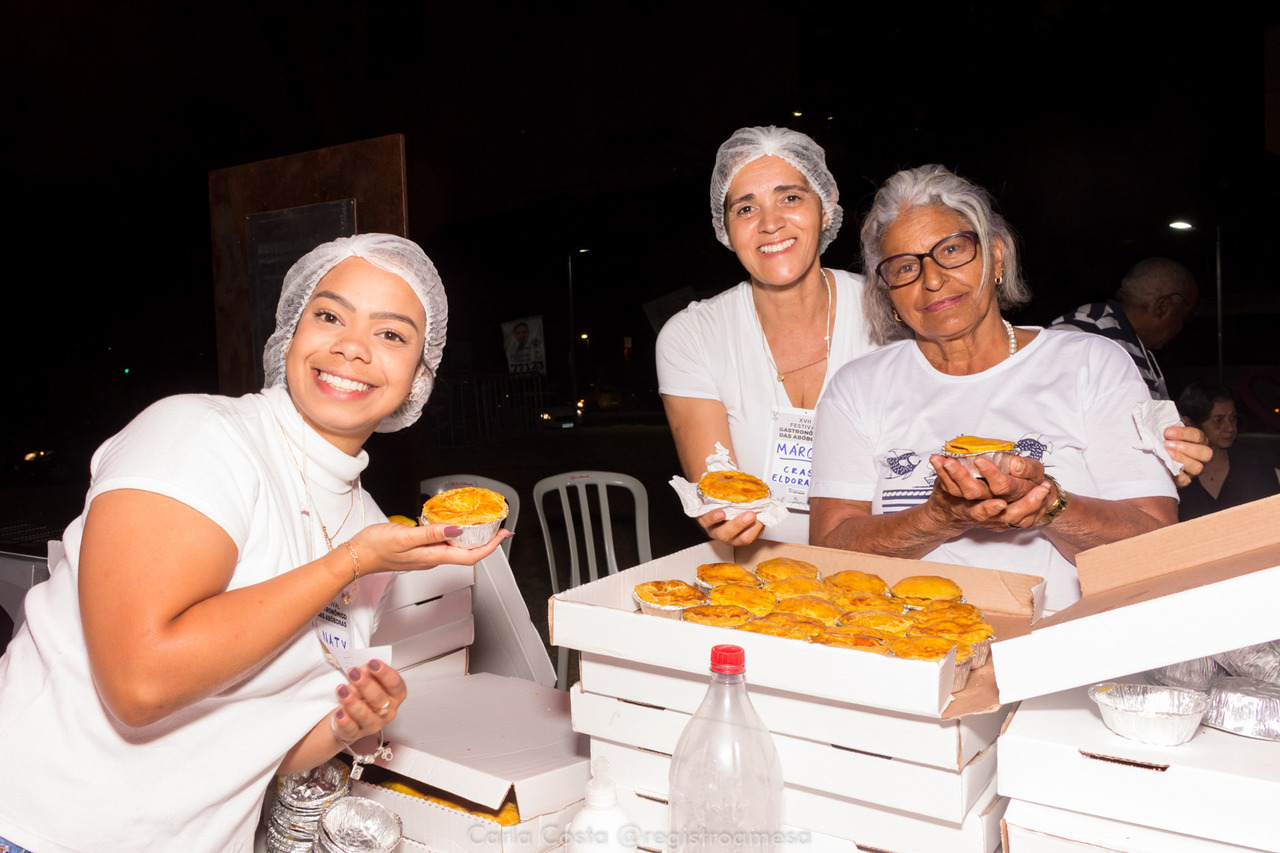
left=930, top=454, right=1054, bottom=530
left=330, top=659, right=407, bottom=747
left=1165, top=424, right=1212, bottom=487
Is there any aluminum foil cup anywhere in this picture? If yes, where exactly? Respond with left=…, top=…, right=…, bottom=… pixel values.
left=632, top=589, right=700, bottom=620
left=1214, top=641, right=1280, bottom=687
left=1088, top=682, right=1209, bottom=746
left=1144, top=655, right=1226, bottom=691
left=316, top=796, right=403, bottom=853
left=436, top=517, right=504, bottom=549
left=1204, top=677, right=1280, bottom=741
left=938, top=450, right=1013, bottom=479
left=951, top=655, right=973, bottom=692
left=968, top=638, right=992, bottom=669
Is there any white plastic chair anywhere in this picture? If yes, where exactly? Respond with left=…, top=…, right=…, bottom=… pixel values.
left=533, top=471, right=651, bottom=688
left=419, top=474, right=520, bottom=557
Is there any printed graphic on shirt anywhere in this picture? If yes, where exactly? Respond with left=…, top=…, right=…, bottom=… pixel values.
left=878, top=434, right=1055, bottom=514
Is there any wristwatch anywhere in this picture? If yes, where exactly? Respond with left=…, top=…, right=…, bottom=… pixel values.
left=1037, top=474, right=1069, bottom=526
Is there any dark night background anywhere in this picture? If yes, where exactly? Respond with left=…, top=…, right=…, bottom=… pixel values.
left=5, top=1, right=1279, bottom=520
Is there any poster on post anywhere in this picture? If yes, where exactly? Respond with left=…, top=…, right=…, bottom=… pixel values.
left=502, top=316, right=546, bottom=376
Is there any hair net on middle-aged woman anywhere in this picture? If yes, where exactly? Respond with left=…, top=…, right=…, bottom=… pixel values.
left=263, top=233, right=448, bottom=433
left=710, top=125, right=843, bottom=254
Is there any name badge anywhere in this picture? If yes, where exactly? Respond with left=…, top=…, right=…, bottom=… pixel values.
left=763, top=406, right=814, bottom=511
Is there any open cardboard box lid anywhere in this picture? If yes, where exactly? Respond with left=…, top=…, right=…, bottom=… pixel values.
left=377, top=672, right=589, bottom=817
left=551, top=494, right=1280, bottom=717
left=992, top=494, right=1280, bottom=704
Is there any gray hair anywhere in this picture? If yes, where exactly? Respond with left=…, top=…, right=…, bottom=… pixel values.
left=1117, top=257, right=1197, bottom=306
left=859, top=165, right=1029, bottom=345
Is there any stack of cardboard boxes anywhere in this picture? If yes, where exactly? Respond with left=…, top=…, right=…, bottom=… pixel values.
left=551, top=495, right=1280, bottom=853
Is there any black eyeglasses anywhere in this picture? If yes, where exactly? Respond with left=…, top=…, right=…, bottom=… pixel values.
left=876, top=231, right=979, bottom=289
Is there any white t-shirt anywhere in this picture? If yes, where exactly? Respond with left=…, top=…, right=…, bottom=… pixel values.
left=0, top=386, right=393, bottom=853
left=656, top=270, right=877, bottom=543
left=810, top=329, right=1176, bottom=610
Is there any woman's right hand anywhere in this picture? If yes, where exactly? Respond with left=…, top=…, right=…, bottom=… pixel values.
left=925, top=454, right=1052, bottom=531
left=348, top=521, right=511, bottom=575
left=696, top=508, right=766, bottom=546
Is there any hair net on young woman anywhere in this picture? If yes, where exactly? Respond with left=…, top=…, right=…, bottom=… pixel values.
left=710, top=125, right=843, bottom=254
left=263, top=233, right=448, bottom=433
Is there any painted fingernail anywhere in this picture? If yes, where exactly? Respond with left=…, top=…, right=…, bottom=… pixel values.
left=338, top=686, right=351, bottom=700
left=335, top=710, right=346, bottom=722
left=444, top=526, right=464, bottom=537
left=348, top=668, right=362, bottom=682
left=369, top=660, right=382, bottom=672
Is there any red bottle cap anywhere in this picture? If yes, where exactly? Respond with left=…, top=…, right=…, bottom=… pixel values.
left=710, top=644, right=746, bottom=674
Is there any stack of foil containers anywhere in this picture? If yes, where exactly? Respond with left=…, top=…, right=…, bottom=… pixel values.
left=313, top=796, right=403, bottom=853
left=1144, top=640, right=1280, bottom=741
left=266, top=760, right=351, bottom=852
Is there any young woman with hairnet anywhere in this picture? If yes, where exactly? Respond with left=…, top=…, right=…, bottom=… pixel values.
left=0, top=234, right=506, bottom=852
left=656, top=126, right=877, bottom=545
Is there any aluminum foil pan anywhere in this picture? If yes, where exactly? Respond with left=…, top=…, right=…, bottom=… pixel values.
left=1088, top=682, right=1209, bottom=746
left=1144, top=655, right=1225, bottom=691
left=1204, top=677, right=1280, bottom=741
left=268, top=759, right=351, bottom=850
left=938, top=449, right=1013, bottom=479
left=315, top=796, right=403, bottom=853
left=1214, top=641, right=1280, bottom=687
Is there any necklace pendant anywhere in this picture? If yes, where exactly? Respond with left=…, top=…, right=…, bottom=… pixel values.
left=776, top=373, right=785, bottom=382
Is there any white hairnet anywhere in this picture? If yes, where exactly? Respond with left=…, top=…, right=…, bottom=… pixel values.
left=710, top=125, right=843, bottom=254
left=263, top=233, right=448, bottom=433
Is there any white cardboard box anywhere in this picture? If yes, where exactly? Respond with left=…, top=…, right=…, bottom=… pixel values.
left=371, top=587, right=474, bottom=669
left=598, top=752, right=1005, bottom=853
left=577, top=651, right=1007, bottom=771
left=551, top=496, right=1280, bottom=717
left=571, top=685, right=995, bottom=823
left=383, top=562, right=475, bottom=613
left=1002, top=798, right=1272, bottom=852
left=359, top=673, right=590, bottom=853
left=998, top=684, right=1280, bottom=851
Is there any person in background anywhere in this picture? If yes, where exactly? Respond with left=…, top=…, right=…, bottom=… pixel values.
left=0, top=234, right=508, bottom=852
left=656, top=126, right=876, bottom=545
left=810, top=165, right=1179, bottom=611
left=1176, top=381, right=1280, bottom=520
left=1050, top=257, right=1197, bottom=401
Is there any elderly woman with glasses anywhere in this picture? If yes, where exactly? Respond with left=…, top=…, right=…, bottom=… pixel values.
left=809, top=166, right=1182, bottom=610
left=0, top=235, right=508, bottom=852
left=1176, top=381, right=1280, bottom=520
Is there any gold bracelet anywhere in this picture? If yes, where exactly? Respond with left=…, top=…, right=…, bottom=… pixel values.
left=341, top=542, right=361, bottom=605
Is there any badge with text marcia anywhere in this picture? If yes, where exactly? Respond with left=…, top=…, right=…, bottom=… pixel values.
left=763, top=406, right=815, bottom=510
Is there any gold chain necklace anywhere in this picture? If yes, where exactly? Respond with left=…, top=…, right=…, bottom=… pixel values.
left=753, top=268, right=833, bottom=383
left=274, top=413, right=358, bottom=552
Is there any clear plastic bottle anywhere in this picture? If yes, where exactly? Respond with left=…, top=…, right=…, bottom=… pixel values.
left=565, top=756, right=637, bottom=853
left=667, top=644, right=784, bottom=853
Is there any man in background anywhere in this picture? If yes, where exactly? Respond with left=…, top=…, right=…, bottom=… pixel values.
left=1051, top=257, right=1198, bottom=400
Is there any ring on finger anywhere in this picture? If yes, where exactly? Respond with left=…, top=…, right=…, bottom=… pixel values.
left=376, top=701, right=392, bottom=717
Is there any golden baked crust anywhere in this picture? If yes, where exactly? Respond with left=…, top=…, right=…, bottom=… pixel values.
left=762, top=577, right=831, bottom=600
left=813, top=630, right=890, bottom=653
left=634, top=580, right=707, bottom=608
left=709, top=583, right=777, bottom=616
left=422, top=488, right=509, bottom=526
left=698, top=470, right=771, bottom=503
left=681, top=604, right=753, bottom=628
left=830, top=591, right=904, bottom=614
left=890, top=635, right=973, bottom=663
left=738, top=614, right=825, bottom=641
left=942, top=435, right=1016, bottom=454
left=910, top=615, right=995, bottom=646
left=773, top=595, right=844, bottom=626
left=838, top=609, right=916, bottom=636
left=920, top=601, right=985, bottom=619
left=754, top=557, right=821, bottom=582
left=890, top=575, right=964, bottom=607
left=696, top=562, right=759, bottom=588
left=825, top=570, right=889, bottom=595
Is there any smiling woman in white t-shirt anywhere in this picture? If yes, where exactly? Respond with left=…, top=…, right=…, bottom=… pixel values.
left=656, top=126, right=876, bottom=545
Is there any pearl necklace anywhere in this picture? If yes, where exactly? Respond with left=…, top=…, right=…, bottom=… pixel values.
left=1003, top=319, right=1018, bottom=356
